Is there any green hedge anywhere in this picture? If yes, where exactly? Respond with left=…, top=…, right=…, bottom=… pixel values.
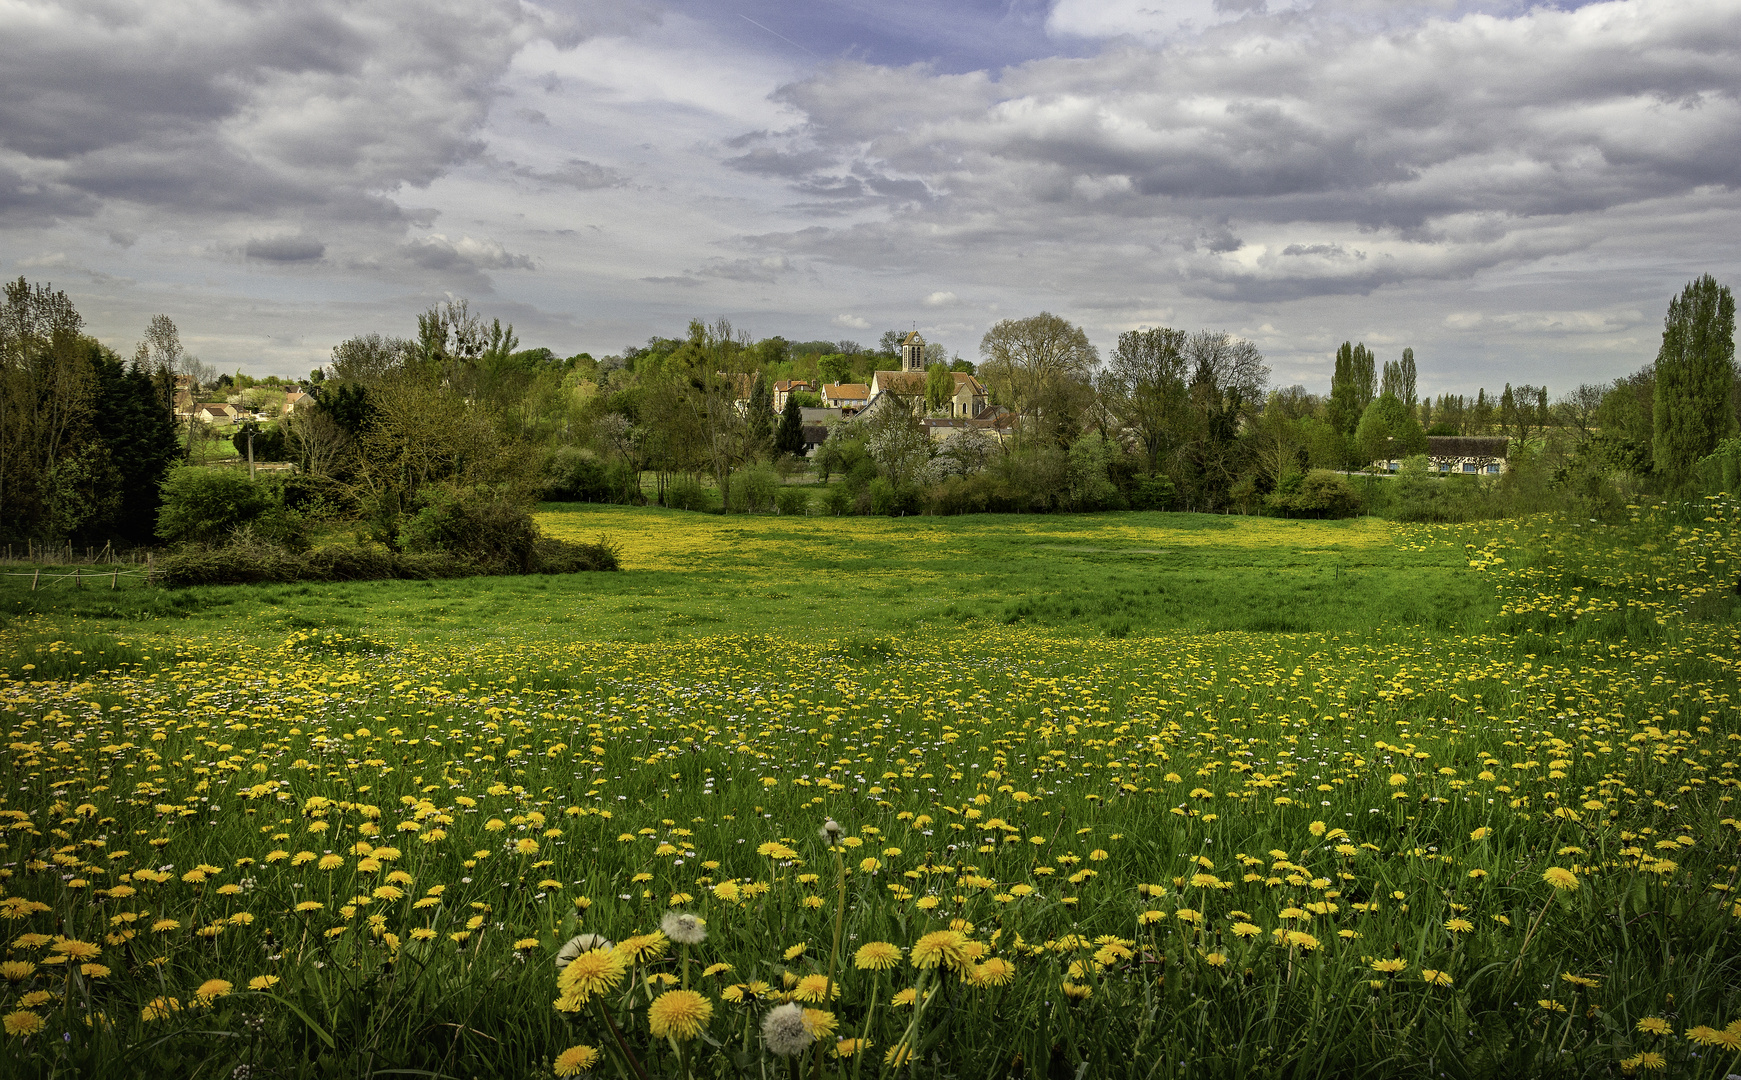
left=155, top=537, right=617, bottom=587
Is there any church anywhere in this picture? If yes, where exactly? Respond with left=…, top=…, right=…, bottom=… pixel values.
left=865, top=331, right=987, bottom=420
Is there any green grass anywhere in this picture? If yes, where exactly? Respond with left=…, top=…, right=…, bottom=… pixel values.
left=0, top=505, right=1737, bottom=1079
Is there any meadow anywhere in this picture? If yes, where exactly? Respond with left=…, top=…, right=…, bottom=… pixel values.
left=0, top=502, right=1738, bottom=1079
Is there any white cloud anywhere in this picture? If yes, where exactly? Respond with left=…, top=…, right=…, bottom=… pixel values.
left=921, top=291, right=961, bottom=307
left=832, top=313, right=870, bottom=329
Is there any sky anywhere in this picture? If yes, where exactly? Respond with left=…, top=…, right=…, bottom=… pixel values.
left=2, top=0, right=1738, bottom=397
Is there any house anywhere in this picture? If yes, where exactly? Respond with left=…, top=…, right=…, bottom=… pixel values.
left=195, top=403, right=237, bottom=425
left=1380, top=435, right=1510, bottom=474
left=821, top=383, right=870, bottom=414
left=773, top=379, right=815, bottom=413
left=800, top=407, right=843, bottom=425
left=283, top=390, right=310, bottom=415
left=799, top=424, right=831, bottom=455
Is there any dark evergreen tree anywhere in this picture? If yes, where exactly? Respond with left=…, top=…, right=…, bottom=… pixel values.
left=1328, top=341, right=1376, bottom=438
left=86, top=343, right=181, bottom=544
left=1653, top=274, right=1736, bottom=488
left=774, top=391, right=805, bottom=457
left=746, top=372, right=775, bottom=453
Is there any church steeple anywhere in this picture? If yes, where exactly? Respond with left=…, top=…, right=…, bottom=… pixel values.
left=900, top=330, right=926, bottom=372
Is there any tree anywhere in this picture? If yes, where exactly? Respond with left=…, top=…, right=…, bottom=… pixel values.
left=1653, top=274, right=1737, bottom=488
left=746, top=372, right=775, bottom=454
left=1106, top=328, right=1189, bottom=470
left=1355, top=394, right=1428, bottom=465
left=1328, top=341, right=1376, bottom=439
left=0, top=278, right=93, bottom=541
left=978, top=313, right=1098, bottom=439
left=1555, top=384, right=1605, bottom=447
left=774, top=391, right=805, bottom=457
left=924, top=364, right=954, bottom=413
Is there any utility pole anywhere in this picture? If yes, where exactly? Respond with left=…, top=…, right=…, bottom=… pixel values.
left=247, top=424, right=256, bottom=480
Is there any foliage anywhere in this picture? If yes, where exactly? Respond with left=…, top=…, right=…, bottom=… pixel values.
left=155, top=466, right=272, bottom=545
left=1653, top=274, right=1737, bottom=490
left=1270, top=469, right=1362, bottom=518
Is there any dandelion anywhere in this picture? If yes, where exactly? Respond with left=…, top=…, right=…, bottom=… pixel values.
left=52, top=939, right=100, bottom=962
left=819, top=819, right=844, bottom=845
left=834, top=1037, right=871, bottom=1058
left=1686, top=1025, right=1724, bottom=1047
left=1370, top=959, right=1406, bottom=974
left=647, top=989, right=712, bottom=1040
left=0, top=961, right=34, bottom=981
left=762, top=1002, right=812, bottom=1056
left=249, top=975, right=281, bottom=991
left=555, top=934, right=614, bottom=973
left=554, top=947, right=628, bottom=1008
left=1230, top=922, right=1261, bottom=939
left=1421, top=969, right=1453, bottom=987
left=619, top=932, right=669, bottom=963
left=885, top=1043, right=916, bottom=1067
left=3, top=1011, right=44, bottom=1037
left=553, top=1044, right=600, bottom=1076
left=661, top=911, right=706, bottom=945
left=802, top=1009, right=838, bottom=1038
left=890, top=988, right=918, bottom=1007
left=783, top=943, right=807, bottom=961
left=1445, top=919, right=1474, bottom=934
left=195, top=979, right=233, bottom=1003
left=1542, top=867, right=1579, bottom=891
left=794, top=974, right=839, bottom=1002
left=911, top=930, right=969, bottom=971
left=142, top=996, right=182, bottom=1022
left=1539, top=1000, right=1568, bottom=1014
left=855, top=942, right=901, bottom=971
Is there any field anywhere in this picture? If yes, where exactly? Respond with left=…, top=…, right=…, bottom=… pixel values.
left=1, top=503, right=1739, bottom=1079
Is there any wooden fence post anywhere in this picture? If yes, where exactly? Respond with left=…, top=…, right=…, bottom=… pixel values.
left=31, top=569, right=39, bottom=591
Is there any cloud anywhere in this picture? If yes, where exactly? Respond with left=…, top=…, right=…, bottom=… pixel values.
left=401, top=234, right=535, bottom=271
left=752, top=0, right=1741, bottom=301
left=16, top=252, right=71, bottom=269
left=244, top=235, right=325, bottom=262
left=499, top=156, right=628, bottom=189
left=921, top=290, right=960, bottom=307
left=833, top=313, right=870, bottom=329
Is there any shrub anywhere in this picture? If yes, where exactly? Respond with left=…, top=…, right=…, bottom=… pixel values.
left=156, top=466, right=271, bottom=545
left=869, top=478, right=922, bottom=516
left=821, top=486, right=853, bottom=516
left=398, top=486, right=540, bottom=572
left=774, top=487, right=810, bottom=516
left=543, top=447, right=611, bottom=502
left=732, top=464, right=780, bottom=513
left=1270, top=469, right=1362, bottom=518
left=1128, top=474, right=1177, bottom=511
left=665, top=475, right=709, bottom=511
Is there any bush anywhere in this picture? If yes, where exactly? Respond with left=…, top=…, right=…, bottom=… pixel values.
left=156, top=466, right=270, bottom=545
left=821, top=486, right=853, bottom=516
left=774, top=487, right=810, bottom=516
left=1269, top=469, right=1362, bottom=518
left=665, top=475, right=709, bottom=511
left=869, top=477, right=922, bottom=516
left=732, top=464, right=780, bottom=513
left=1128, top=474, right=1177, bottom=511
left=153, top=534, right=618, bottom=586
left=398, top=486, right=539, bottom=572
left=543, top=447, right=611, bottom=502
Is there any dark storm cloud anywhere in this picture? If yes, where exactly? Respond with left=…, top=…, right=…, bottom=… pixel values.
left=244, top=235, right=326, bottom=262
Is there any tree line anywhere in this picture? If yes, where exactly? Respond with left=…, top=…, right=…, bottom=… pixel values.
left=1, top=275, right=1734, bottom=548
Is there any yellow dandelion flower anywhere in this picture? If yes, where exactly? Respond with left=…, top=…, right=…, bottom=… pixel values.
left=249, top=975, right=281, bottom=991
left=646, top=989, right=712, bottom=1041
left=555, top=946, right=628, bottom=1007
left=854, top=942, right=901, bottom=971
left=195, top=979, right=233, bottom=1003
left=553, top=1044, right=600, bottom=1076
left=1542, top=867, right=1579, bottom=891
left=3, top=1010, right=44, bottom=1037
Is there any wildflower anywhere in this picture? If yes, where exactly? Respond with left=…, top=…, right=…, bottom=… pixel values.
left=555, top=947, right=628, bottom=1008
left=195, top=979, right=233, bottom=1003
left=1445, top=919, right=1474, bottom=934
left=647, top=989, right=712, bottom=1040
left=661, top=911, right=706, bottom=946
left=762, top=1002, right=813, bottom=1056
left=1230, top=922, right=1261, bottom=939
left=555, top=934, right=614, bottom=973
left=1370, top=959, right=1406, bottom=974
left=911, top=930, right=969, bottom=971
left=1686, top=1025, right=1724, bottom=1047
left=794, top=974, right=839, bottom=1002
left=1539, top=1000, right=1568, bottom=1014
left=1061, top=981, right=1093, bottom=1000
left=0, top=962, right=34, bottom=981
left=553, top=1044, right=600, bottom=1076
left=142, top=996, right=182, bottom=1021
left=1421, top=969, right=1453, bottom=987
left=819, top=819, right=844, bottom=845
left=834, top=1037, right=871, bottom=1058
left=80, top=964, right=109, bottom=978
left=855, top=941, right=901, bottom=971
left=619, top=932, right=669, bottom=963
left=972, top=957, right=1016, bottom=986
left=52, top=939, right=100, bottom=962
left=1542, top=867, right=1579, bottom=891
left=890, top=988, right=918, bottom=1007
left=249, top=975, right=281, bottom=991
left=885, top=1043, right=915, bottom=1067
left=514, top=938, right=541, bottom=951
left=1470, top=827, right=1491, bottom=840
left=802, top=1009, right=838, bottom=1038
left=3, top=1011, right=44, bottom=1037
left=783, top=943, right=807, bottom=961
left=151, top=919, right=181, bottom=933
left=1637, top=1016, right=1672, bottom=1035
left=1561, top=974, right=1600, bottom=989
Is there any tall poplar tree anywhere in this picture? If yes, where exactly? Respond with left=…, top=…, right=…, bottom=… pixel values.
left=1653, top=274, right=1736, bottom=488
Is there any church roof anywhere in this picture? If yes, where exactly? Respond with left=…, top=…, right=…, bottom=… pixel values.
left=901, top=330, right=925, bottom=346
left=873, top=370, right=927, bottom=394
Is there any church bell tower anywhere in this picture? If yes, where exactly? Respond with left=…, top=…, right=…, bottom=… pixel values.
left=900, top=331, right=926, bottom=372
